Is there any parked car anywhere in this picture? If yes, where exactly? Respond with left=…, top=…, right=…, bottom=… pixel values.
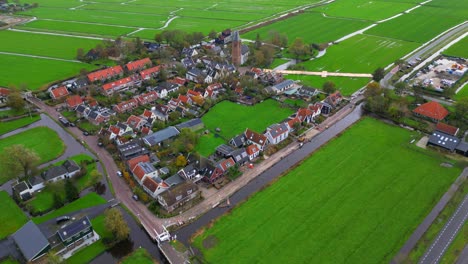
left=83, top=131, right=89, bottom=136
left=132, top=194, right=139, bottom=201
left=56, top=216, right=70, bottom=224
left=117, top=171, right=122, bottom=177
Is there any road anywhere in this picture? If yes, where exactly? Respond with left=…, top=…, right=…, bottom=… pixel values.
left=420, top=191, right=468, bottom=264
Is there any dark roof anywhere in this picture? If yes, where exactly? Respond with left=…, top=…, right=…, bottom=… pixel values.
left=216, top=144, right=234, bottom=156
left=427, top=131, right=460, bottom=151
left=12, top=181, right=29, bottom=193
left=241, top=44, right=249, bottom=55
left=267, top=123, right=289, bottom=138
left=75, top=104, right=87, bottom=113
left=28, top=176, right=44, bottom=186
left=118, top=139, right=148, bottom=159
left=58, top=216, right=92, bottom=241
left=42, top=166, right=67, bottom=181
left=63, top=160, right=80, bottom=173
left=175, top=118, right=203, bottom=130
left=272, top=80, right=294, bottom=91
left=456, top=141, right=468, bottom=152
left=13, top=221, right=50, bottom=261
left=229, top=148, right=249, bottom=164
left=143, top=126, right=180, bottom=146
left=230, top=134, right=246, bottom=148
left=165, top=174, right=184, bottom=186
left=159, top=181, right=198, bottom=207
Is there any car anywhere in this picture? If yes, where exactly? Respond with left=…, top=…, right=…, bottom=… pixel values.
left=56, top=216, right=70, bottom=224
left=69, top=123, right=75, bottom=127
left=117, top=171, right=122, bottom=177
left=97, top=142, right=103, bottom=147
left=83, top=131, right=89, bottom=136
left=132, top=194, right=139, bottom=201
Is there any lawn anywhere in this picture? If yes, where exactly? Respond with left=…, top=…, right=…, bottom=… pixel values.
left=201, top=100, right=294, bottom=140
left=0, top=53, right=96, bottom=90
left=454, top=84, right=468, bottom=101
left=285, top=74, right=370, bottom=96
left=33, top=192, right=107, bottom=224
left=443, top=36, right=468, bottom=58
left=243, top=11, right=371, bottom=45
left=121, top=248, right=155, bottom=264
left=0, top=126, right=64, bottom=184
left=0, top=114, right=41, bottom=135
left=0, top=191, right=29, bottom=240
left=0, top=30, right=102, bottom=60
left=196, top=133, right=226, bottom=157
left=268, top=58, right=290, bottom=69
left=193, top=117, right=462, bottom=264
left=300, top=34, right=420, bottom=73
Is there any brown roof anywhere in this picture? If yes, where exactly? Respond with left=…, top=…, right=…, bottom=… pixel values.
left=436, top=122, right=459, bottom=136
left=218, top=157, right=236, bottom=172
left=87, top=66, right=123, bottom=82
left=50, top=86, right=69, bottom=99
left=413, top=101, right=449, bottom=121
left=159, top=181, right=198, bottom=207
left=126, top=58, right=152, bottom=71
left=66, top=95, right=83, bottom=108
left=245, top=128, right=267, bottom=147
left=246, top=144, right=259, bottom=155
left=142, top=177, right=167, bottom=192
left=127, top=154, right=150, bottom=171
left=0, top=87, right=10, bottom=97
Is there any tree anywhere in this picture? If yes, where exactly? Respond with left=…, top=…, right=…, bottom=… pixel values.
left=372, top=67, right=385, bottom=82
left=255, top=33, right=262, bottom=49
left=65, top=179, right=79, bottom=202
left=394, top=82, right=407, bottom=95
left=169, top=111, right=181, bottom=121
left=88, top=169, right=102, bottom=188
left=105, top=208, right=129, bottom=242
left=454, top=97, right=468, bottom=121
left=7, top=90, right=25, bottom=111
left=208, top=29, right=217, bottom=39
left=288, top=38, right=309, bottom=61
left=0, top=144, right=39, bottom=180
left=322, top=81, right=336, bottom=94
left=52, top=193, right=64, bottom=209
left=175, top=155, right=187, bottom=168
left=158, top=68, right=168, bottom=81
left=76, top=48, right=85, bottom=60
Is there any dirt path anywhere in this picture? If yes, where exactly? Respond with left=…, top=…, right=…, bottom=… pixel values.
left=0, top=51, right=83, bottom=63
left=264, top=69, right=373, bottom=78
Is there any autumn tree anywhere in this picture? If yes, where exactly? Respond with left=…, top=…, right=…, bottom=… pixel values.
left=88, top=169, right=102, bottom=188
left=454, top=97, right=468, bottom=122
left=208, top=29, right=217, bottom=39
left=0, top=144, right=39, bottom=180
left=372, top=67, right=385, bottom=82
left=105, top=208, right=130, bottom=242
left=322, top=81, right=336, bottom=94
left=288, top=37, right=309, bottom=61
left=7, top=89, right=25, bottom=111
left=175, top=155, right=187, bottom=168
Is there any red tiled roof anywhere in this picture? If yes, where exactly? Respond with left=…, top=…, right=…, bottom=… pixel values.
left=127, top=155, right=150, bottom=171
left=102, top=77, right=133, bottom=91
left=142, top=177, right=159, bottom=192
left=114, top=98, right=138, bottom=113
left=308, top=103, right=321, bottom=114
left=109, top=125, right=120, bottom=135
left=296, top=108, right=312, bottom=122
left=218, top=157, right=236, bottom=172
left=413, top=101, right=449, bottom=121
left=50, top=86, right=69, bottom=99
left=287, top=117, right=301, bottom=128
left=66, top=95, right=83, bottom=108
left=87, top=66, right=123, bottom=82
left=246, top=144, right=259, bottom=155
left=127, top=115, right=143, bottom=128
left=136, top=91, right=158, bottom=105
left=169, top=77, right=186, bottom=86
left=132, top=163, right=146, bottom=180
left=207, top=83, right=222, bottom=90
left=245, top=128, right=267, bottom=146
left=142, top=109, right=153, bottom=118
left=141, top=126, right=151, bottom=135
left=140, top=65, right=161, bottom=79
left=178, top=94, right=191, bottom=104
left=126, top=58, right=152, bottom=71
left=0, top=87, right=10, bottom=97
left=187, top=89, right=202, bottom=97
left=436, top=122, right=459, bottom=136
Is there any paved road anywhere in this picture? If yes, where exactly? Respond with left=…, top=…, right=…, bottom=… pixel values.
left=420, top=189, right=468, bottom=264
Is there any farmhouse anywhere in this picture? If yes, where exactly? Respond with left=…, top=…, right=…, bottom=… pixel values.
left=50, top=86, right=69, bottom=100
left=413, top=101, right=449, bottom=122
left=126, top=58, right=152, bottom=72
left=158, top=181, right=200, bottom=213
left=87, top=66, right=123, bottom=82
left=143, top=126, right=180, bottom=147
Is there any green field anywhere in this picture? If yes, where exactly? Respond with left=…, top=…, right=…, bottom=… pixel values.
left=0, top=126, right=65, bottom=184
left=443, top=36, right=468, bottom=58
left=196, top=133, right=226, bottom=157
left=0, top=53, right=96, bottom=89
left=193, top=118, right=462, bottom=264
left=0, top=191, right=29, bottom=240
left=201, top=100, right=294, bottom=140
left=286, top=74, right=370, bottom=95
left=301, top=34, right=420, bottom=73
left=454, top=84, right=468, bottom=101
left=315, top=0, right=415, bottom=21
left=33, top=192, right=107, bottom=224
left=121, top=248, right=155, bottom=264
left=0, top=115, right=41, bottom=135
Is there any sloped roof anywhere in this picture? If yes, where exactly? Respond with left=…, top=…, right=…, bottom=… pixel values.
left=143, top=126, right=180, bottom=146
left=13, top=221, right=50, bottom=261
left=413, top=101, right=449, bottom=121
left=58, top=216, right=91, bottom=241
left=126, top=58, right=152, bottom=71
left=245, top=128, right=267, bottom=146
left=66, top=95, right=83, bottom=108
left=436, top=122, right=459, bottom=136
left=102, top=77, right=133, bottom=91
left=51, top=86, right=69, bottom=99
left=87, top=66, right=123, bottom=82
left=127, top=154, right=150, bottom=171
left=140, top=65, right=161, bottom=79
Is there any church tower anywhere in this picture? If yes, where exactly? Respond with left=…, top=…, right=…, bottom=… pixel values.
left=231, top=31, right=241, bottom=66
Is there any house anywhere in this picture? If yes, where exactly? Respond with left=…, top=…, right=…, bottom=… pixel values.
left=308, top=103, right=322, bottom=119
left=436, top=123, right=459, bottom=136
left=126, top=58, right=152, bottom=72
left=427, top=131, right=460, bottom=152
left=88, top=111, right=107, bottom=125
left=143, top=126, right=180, bottom=147
left=246, top=144, right=260, bottom=160
left=127, top=154, right=150, bottom=171
left=57, top=216, right=95, bottom=249
left=296, top=108, right=314, bottom=124
left=217, top=157, right=236, bottom=173
left=132, top=161, right=159, bottom=184
left=297, top=86, right=319, bottom=97
left=66, top=95, right=83, bottom=110
left=153, top=82, right=179, bottom=98
left=102, top=77, right=134, bottom=95
left=87, top=66, right=123, bottom=82
left=169, top=77, right=187, bottom=86
left=455, top=141, right=468, bottom=157
left=240, top=44, right=250, bottom=65
left=179, top=155, right=223, bottom=184
left=245, top=128, right=268, bottom=150
left=216, top=144, right=235, bottom=157
left=113, top=98, right=138, bottom=113
left=181, top=57, right=196, bottom=69
left=108, top=122, right=133, bottom=139
left=182, top=47, right=198, bottom=58
left=178, top=163, right=203, bottom=182
left=0, top=87, right=10, bottom=104
left=168, top=98, right=182, bottom=110
left=140, top=65, right=161, bottom=80
left=178, top=94, right=192, bottom=105
left=287, top=116, right=301, bottom=131
left=142, top=177, right=169, bottom=198
left=325, top=91, right=343, bottom=107
left=118, top=139, right=148, bottom=160
left=13, top=221, right=50, bottom=262
left=12, top=181, right=32, bottom=201
left=42, top=160, right=80, bottom=182
left=126, top=115, right=147, bottom=130
left=229, top=148, right=249, bottom=165
left=229, top=134, right=245, bottom=148
left=136, top=91, right=158, bottom=106
left=186, top=68, right=209, bottom=83
left=152, top=104, right=170, bottom=121
left=50, top=86, right=69, bottom=100
left=175, top=118, right=204, bottom=131
left=204, top=83, right=223, bottom=98
left=269, top=79, right=296, bottom=94
left=320, top=102, right=332, bottom=115
left=157, top=181, right=200, bottom=213
left=413, top=101, right=449, bottom=122
left=265, top=123, right=289, bottom=145
left=187, top=89, right=204, bottom=105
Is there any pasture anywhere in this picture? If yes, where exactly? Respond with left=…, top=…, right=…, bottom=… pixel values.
left=243, top=11, right=371, bottom=44
left=0, top=191, right=28, bottom=240
left=0, top=115, right=41, bottom=135
left=0, top=53, right=95, bottom=89
left=193, top=117, right=462, bottom=264
left=301, top=34, right=420, bottom=73
left=443, top=36, right=468, bottom=58
left=285, top=75, right=370, bottom=96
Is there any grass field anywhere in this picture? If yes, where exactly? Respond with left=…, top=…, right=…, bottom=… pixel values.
left=0, top=258, right=19, bottom=264
left=285, top=75, right=370, bottom=95
left=243, top=12, right=371, bottom=44
left=193, top=118, right=462, bottom=264
left=454, top=84, right=468, bottom=101
left=0, top=126, right=64, bottom=184
left=0, top=114, right=41, bottom=135
left=0, top=53, right=96, bottom=89
left=301, top=34, right=420, bottom=73
left=33, top=192, right=107, bottom=224
left=196, top=133, right=226, bottom=157
left=201, top=100, right=294, bottom=140
left=121, top=248, right=154, bottom=264
left=443, top=36, right=468, bottom=58
left=0, top=191, right=28, bottom=240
